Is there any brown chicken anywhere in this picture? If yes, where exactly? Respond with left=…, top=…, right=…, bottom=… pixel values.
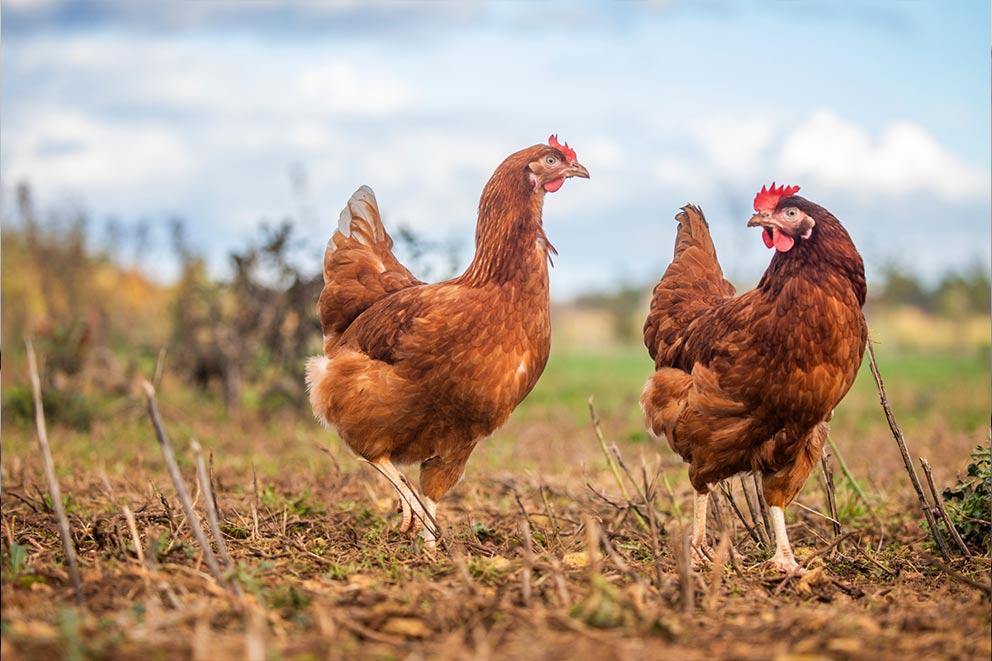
left=641, top=184, right=866, bottom=572
left=307, top=136, right=589, bottom=546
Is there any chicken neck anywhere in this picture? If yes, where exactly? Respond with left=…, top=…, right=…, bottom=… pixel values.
left=460, top=175, right=553, bottom=290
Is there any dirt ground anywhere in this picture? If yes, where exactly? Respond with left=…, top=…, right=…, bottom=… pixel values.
left=1, top=386, right=989, bottom=660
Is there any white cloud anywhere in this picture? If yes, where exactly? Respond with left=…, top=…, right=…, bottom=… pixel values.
left=651, top=109, right=987, bottom=207
left=778, top=110, right=986, bottom=199
left=294, top=62, right=414, bottom=117
left=690, top=116, right=774, bottom=176
left=4, top=0, right=59, bottom=10
left=4, top=109, right=197, bottom=204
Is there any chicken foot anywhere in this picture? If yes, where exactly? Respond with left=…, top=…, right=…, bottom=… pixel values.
left=769, top=506, right=803, bottom=574
left=690, top=491, right=713, bottom=562
left=369, top=458, right=441, bottom=548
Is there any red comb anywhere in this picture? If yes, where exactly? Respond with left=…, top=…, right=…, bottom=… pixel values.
left=753, top=182, right=801, bottom=212
left=548, top=134, right=577, bottom=163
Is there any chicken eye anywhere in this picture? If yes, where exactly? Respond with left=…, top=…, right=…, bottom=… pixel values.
left=786, top=208, right=798, bottom=218
left=545, top=155, right=558, bottom=166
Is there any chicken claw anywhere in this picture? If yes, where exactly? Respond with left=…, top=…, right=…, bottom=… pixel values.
left=768, top=506, right=806, bottom=575
left=769, top=553, right=805, bottom=576
left=690, top=542, right=714, bottom=568
left=372, top=458, right=420, bottom=535
left=396, top=496, right=413, bottom=533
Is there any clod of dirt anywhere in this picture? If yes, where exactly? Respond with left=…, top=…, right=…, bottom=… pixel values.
left=562, top=551, right=589, bottom=570
left=381, top=617, right=430, bottom=639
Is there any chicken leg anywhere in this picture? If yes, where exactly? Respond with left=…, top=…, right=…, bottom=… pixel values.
left=372, top=458, right=429, bottom=537
left=691, top=490, right=710, bottom=558
left=768, top=506, right=800, bottom=573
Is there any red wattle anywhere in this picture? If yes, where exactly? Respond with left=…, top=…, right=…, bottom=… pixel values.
left=772, top=228, right=795, bottom=252
left=762, top=229, right=774, bottom=249
left=543, top=177, right=565, bottom=193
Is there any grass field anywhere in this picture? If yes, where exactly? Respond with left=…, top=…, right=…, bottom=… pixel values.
left=1, top=344, right=990, bottom=659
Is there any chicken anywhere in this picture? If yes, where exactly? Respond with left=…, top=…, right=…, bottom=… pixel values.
left=641, top=184, right=866, bottom=572
left=306, top=136, right=589, bottom=547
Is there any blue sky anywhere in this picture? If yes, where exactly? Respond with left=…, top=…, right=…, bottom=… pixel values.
left=3, top=0, right=989, bottom=298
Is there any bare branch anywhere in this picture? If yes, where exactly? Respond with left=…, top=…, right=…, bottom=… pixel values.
left=25, top=338, right=84, bottom=605
left=819, top=446, right=842, bottom=538
left=192, top=440, right=235, bottom=569
left=866, top=340, right=951, bottom=559
left=588, top=397, right=649, bottom=532
left=141, top=379, right=227, bottom=587
left=920, top=457, right=972, bottom=558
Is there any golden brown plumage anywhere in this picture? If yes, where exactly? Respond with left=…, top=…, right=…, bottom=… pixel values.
left=641, top=190, right=866, bottom=572
left=306, top=139, right=588, bottom=546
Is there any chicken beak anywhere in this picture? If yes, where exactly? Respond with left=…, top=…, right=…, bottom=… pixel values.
left=566, top=162, right=590, bottom=179
left=747, top=212, right=771, bottom=228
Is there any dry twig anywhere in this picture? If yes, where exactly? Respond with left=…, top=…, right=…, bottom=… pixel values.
left=827, top=435, right=881, bottom=525
left=866, top=340, right=951, bottom=559
left=25, top=338, right=84, bottom=605
left=588, top=398, right=649, bottom=532
left=920, top=457, right=972, bottom=558
left=751, top=473, right=773, bottom=541
left=739, top=475, right=771, bottom=549
left=676, top=528, right=694, bottom=614
left=141, top=380, right=227, bottom=587
left=718, top=481, right=763, bottom=548
left=705, top=530, right=732, bottom=613
left=819, top=446, right=842, bottom=538
left=519, top=518, right=533, bottom=607
left=922, top=554, right=991, bottom=596
left=191, top=440, right=236, bottom=571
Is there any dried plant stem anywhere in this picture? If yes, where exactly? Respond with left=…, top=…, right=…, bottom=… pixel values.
left=141, top=380, right=226, bottom=586
left=643, top=481, right=665, bottom=593
left=583, top=515, right=602, bottom=576
left=819, top=447, right=842, bottom=537
left=25, top=339, right=84, bottom=605
left=539, top=484, right=562, bottom=548
left=250, top=463, right=261, bottom=541
left=865, top=341, right=951, bottom=559
left=751, top=473, right=773, bottom=540
left=676, top=529, right=694, bottom=614
left=548, top=555, right=571, bottom=607
left=739, top=476, right=771, bottom=549
left=922, top=554, right=991, bottom=596
left=793, top=501, right=842, bottom=527
left=245, top=604, right=266, bottom=661
left=718, top=482, right=762, bottom=547
left=660, top=472, right=684, bottom=523
left=705, top=530, right=731, bottom=613
left=827, top=435, right=881, bottom=525
left=519, top=519, right=533, bottom=607
left=598, top=529, right=643, bottom=585
left=588, top=398, right=649, bottom=532
left=191, top=440, right=235, bottom=569
left=920, top=458, right=972, bottom=558
left=153, top=344, right=168, bottom=389
left=122, top=505, right=146, bottom=565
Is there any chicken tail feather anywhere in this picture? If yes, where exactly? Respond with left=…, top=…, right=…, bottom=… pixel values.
left=317, top=186, right=422, bottom=348
left=643, top=205, right=736, bottom=365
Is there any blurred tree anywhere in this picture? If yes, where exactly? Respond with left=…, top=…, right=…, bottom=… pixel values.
left=877, top=263, right=930, bottom=310
left=393, top=223, right=461, bottom=282
left=934, top=264, right=991, bottom=316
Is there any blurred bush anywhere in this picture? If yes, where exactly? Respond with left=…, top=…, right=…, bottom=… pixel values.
left=2, top=385, right=94, bottom=431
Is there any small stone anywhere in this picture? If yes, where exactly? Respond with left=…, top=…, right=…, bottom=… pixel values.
left=562, top=551, right=589, bottom=569
left=381, top=617, right=430, bottom=639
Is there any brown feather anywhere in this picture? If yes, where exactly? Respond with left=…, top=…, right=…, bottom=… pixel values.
left=641, top=199, right=867, bottom=506
left=307, top=144, right=568, bottom=503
